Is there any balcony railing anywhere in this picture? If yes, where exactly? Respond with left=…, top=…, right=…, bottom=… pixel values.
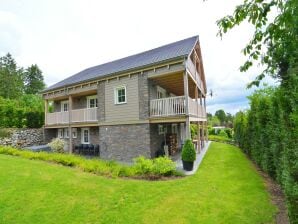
left=150, top=96, right=206, bottom=118
left=46, top=111, right=69, bottom=125
left=71, top=108, right=97, bottom=122
left=46, top=108, right=97, bottom=125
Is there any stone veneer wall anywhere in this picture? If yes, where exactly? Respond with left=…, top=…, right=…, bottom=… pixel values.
left=0, top=128, right=44, bottom=148
left=99, top=124, right=150, bottom=162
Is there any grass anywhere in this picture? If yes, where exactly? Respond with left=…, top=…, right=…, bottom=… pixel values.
left=208, top=134, right=235, bottom=145
left=0, top=142, right=276, bottom=224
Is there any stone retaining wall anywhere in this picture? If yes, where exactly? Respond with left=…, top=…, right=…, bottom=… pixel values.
left=0, top=128, right=44, bottom=148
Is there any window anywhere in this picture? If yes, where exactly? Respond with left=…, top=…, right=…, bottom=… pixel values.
left=172, top=124, right=178, bottom=134
left=64, top=128, right=69, bottom=138
left=87, top=95, right=98, bottom=108
left=81, top=128, right=89, bottom=144
left=58, top=129, right=64, bottom=138
left=157, top=86, right=166, bottom=99
left=114, top=86, right=126, bottom=104
left=158, top=125, right=164, bottom=135
left=72, top=128, right=77, bottom=138
left=61, top=101, right=69, bottom=112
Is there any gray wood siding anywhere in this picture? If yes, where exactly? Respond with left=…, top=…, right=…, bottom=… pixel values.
left=72, top=97, right=87, bottom=110
left=105, top=75, right=139, bottom=122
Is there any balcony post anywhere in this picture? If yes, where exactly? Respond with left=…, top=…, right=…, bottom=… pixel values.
left=44, top=100, right=48, bottom=125
left=184, top=71, right=191, bottom=139
left=68, top=95, right=73, bottom=154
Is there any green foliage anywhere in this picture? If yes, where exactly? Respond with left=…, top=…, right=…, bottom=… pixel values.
left=217, top=0, right=298, bottom=87
left=0, top=53, right=24, bottom=99
left=26, top=111, right=44, bottom=128
left=0, top=129, right=11, bottom=138
left=0, top=146, right=181, bottom=179
left=24, top=64, right=45, bottom=94
left=0, top=95, right=44, bottom=128
left=190, top=124, right=197, bottom=139
left=234, top=85, right=298, bottom=223
left=218, top=129, right=228, bottom=138
left=218, top=1, right=298, bottom=221
left=133, top=156, right=177, bottom=177
left=181, top=139, right=196, bottom=162
left=48, top=138, right=65, bottom=153
left=215, top=109, right=226, bottom=125
left=210, top=115, right=220, bottom=127
left=208, top=135, right=234, bottom=145
left=0, top=142, right=276, bottom=223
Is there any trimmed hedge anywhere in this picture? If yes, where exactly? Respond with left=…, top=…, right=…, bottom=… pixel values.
left=0, top=146, right=182, bottom=179
left=234, top=84, right=298, bottom=222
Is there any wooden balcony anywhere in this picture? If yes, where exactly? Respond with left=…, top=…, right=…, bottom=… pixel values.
left=46, top=108, right=98, bottom=125
left=150, top=96, right=206, bottom=120
left=71, top=108, right=97, bottom=122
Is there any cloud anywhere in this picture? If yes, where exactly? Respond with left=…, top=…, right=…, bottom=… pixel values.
left=0, top=0, right=274, bottom=114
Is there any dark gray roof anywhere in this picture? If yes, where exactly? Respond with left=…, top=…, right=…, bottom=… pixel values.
left=45, top=35, right=198, bottom=91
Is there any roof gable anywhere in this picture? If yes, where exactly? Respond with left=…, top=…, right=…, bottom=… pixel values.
left=45, top=35, right=199, bottom=91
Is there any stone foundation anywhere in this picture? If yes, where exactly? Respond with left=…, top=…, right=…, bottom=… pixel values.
left=0, top=128, right=44, bottom=148
left=99, top=124, right=150, bottom=162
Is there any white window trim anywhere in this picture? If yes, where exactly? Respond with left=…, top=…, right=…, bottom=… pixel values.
left=157, top=86, right=166, bottom=99
left=61, top=100, right=69, bottom=112
left=114, top=85, right=127, bottom=104
left=58, top=128, right=64, bottom=138
left=81, top=128, right=90, bottom=144
left=64, top=128, right=69, bottom=138
left=72, top=128, right=77, bottom=139
left=158, top=125, right=164, bottom=135
left=86, top=95, right=98, bottom=108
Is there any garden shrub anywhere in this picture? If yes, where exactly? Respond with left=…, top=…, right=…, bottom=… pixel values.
left=0, top=146, right=181, bottom=179
left=181, top=139, right=196, bottom=162
left=218, top=129, right=229, bottom=138
left=48, top=138, right=65, bottom=153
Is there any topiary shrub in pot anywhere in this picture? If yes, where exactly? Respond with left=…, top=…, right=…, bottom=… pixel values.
left=181, top=139, right=196, bottom=171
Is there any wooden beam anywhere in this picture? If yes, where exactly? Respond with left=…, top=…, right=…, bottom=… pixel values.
left=183, top=71, right=191, bottom=139
left=68, top=95, right=73, bottom=154
left=44, top=100, right=48, bottom=126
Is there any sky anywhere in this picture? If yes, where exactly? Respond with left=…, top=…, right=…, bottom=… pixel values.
left=0, top=0, right=273, bottom=114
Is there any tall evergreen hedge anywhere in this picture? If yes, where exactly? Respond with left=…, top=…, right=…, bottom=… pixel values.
left=234, top=75, right=298, bottom=222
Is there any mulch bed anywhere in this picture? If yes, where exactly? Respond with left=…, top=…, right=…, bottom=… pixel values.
left=253, top=163, right=289, bottom=224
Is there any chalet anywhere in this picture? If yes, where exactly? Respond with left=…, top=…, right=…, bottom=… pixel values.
left=42, top=36, right=208, bottom=161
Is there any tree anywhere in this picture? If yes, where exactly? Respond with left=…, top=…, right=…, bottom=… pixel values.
left=217, top=0, right=298, bottom=87
left=210, top=115, right=220, bottom=127
left=215, top=109, right=226, bottom=125
left=24, top=64, right=45, bottom=94
left=0, top=53, right=24, bottom=99
left=218, top=1, right=298, bottom=221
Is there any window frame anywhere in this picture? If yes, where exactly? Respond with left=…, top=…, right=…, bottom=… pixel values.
left=61, top=100, right=69, bottom=112
left=58, top=128, right=64, bottom=138
left=81, top=128, right=90, bottom=144
left=157, top=86, right=166, bottom=99
left=64, top=128, right=69, bottom=138
left=87, top=95, right=98, bottom=108
left=158, top=125, right=164, bottom=135
left=114, top=85, right=127, bottom=105
left=72, top=128, right=77, bottom=139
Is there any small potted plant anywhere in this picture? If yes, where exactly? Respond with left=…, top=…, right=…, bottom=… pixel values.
left=181, top=139, right=196, bottom=171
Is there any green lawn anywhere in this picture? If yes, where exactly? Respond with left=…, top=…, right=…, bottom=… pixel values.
left=0, top=142, right=276, bottom=224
